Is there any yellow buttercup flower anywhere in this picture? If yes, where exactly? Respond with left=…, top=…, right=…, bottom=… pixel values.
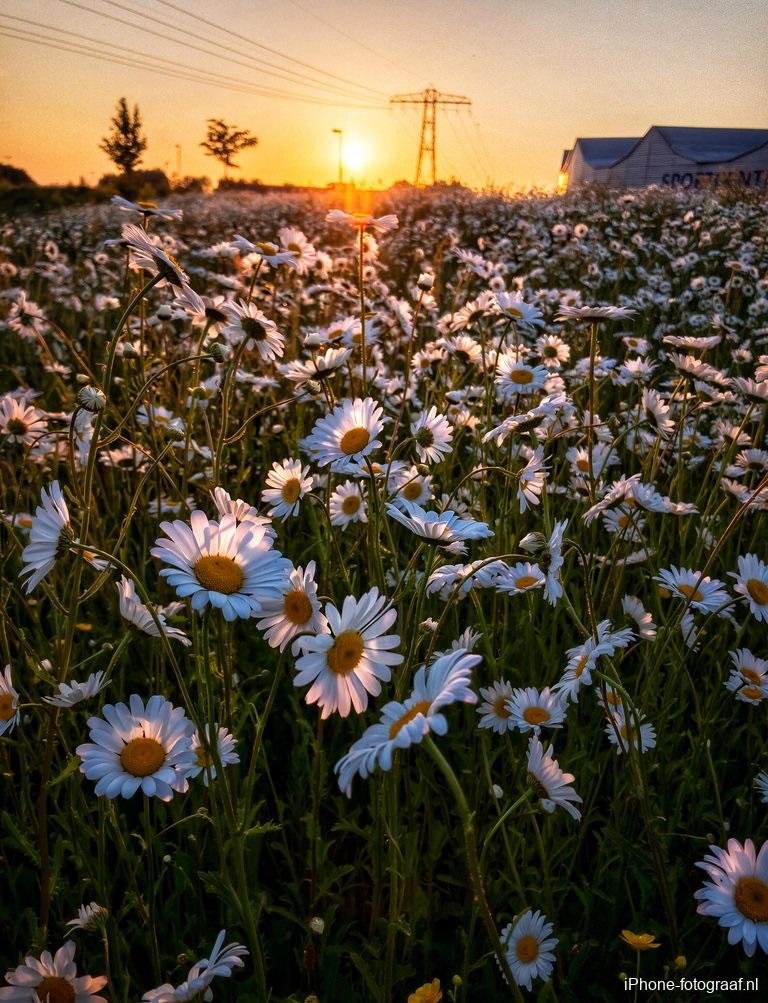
left=408, top=978, right=443, bottom=1003
left=620, top=929, right=661, bottom=951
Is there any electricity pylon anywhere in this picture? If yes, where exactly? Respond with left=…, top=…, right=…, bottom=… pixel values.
left=390, top=87, right=471, bottom=186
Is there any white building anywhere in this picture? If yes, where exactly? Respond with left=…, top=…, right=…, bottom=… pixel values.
left=559, top=126, right=768, bottom=192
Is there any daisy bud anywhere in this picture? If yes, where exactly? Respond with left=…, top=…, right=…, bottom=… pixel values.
left=673, top=955, right=687, bottom=969
left=304, top=379, right=323, bottom=397
left=157, top=304, right=173, bottom=320
left=309, top=916, right=325, bottom=935
left=452, top=975, right=463, bottom=987
left=122, top=343, right=140, bottom=359
left=75, top=372, right=90, bottom=384
left=208, top=341, right=231, bottom=363
left=77, top=385, right=107, bottom=413
left=519, top=531, right=546, bottom=554
left=492, top=784, right=504, bottom=799
left=417, top=271, right=434, bottom=291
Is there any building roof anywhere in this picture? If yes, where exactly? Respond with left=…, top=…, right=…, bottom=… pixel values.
left=655, top=126, right=768, bottom=163
left=569, top=126, right=768, bottom=172
left=576, top=137, right=641, bottom=168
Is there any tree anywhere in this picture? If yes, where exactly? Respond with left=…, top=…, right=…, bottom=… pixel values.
left=100, top=98, right=147, bottom=174
left=200, top=119, right=258, bottom=176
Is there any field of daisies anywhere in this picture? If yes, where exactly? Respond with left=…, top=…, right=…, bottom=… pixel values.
left=1, top=183, right=767, bottom=1002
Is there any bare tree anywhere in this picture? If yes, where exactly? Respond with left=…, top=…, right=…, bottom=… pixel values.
left=200, top=119, right=258, bottom=176
left=100, top=98, right=147, bottom=174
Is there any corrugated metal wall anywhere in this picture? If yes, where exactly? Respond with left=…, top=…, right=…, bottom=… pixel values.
left=566, top=128, right=768, bottom=190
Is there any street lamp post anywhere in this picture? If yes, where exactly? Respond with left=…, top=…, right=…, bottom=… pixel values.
left=331, top=128, right=343, bottom=186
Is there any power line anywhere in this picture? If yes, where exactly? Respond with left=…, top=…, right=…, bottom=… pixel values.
left=444, top=111, right=482, bottom=185
left=54, top=0, right=384, bottom=103
left=468, top=110, right=496, bottom=183
left=0, top=27, right=384, bottom=108
left=134, top=0, right=389, bottom=99
left=451, top=110, right=490, bottom=185
left=1, top=14, right=383, bottom=107
left=284, top=0, right=424, bottom=86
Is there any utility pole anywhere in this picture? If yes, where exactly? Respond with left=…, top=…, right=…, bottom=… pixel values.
left=331, top=128, right=343, bottom=185
left=390, top=87, right=471, bottom=186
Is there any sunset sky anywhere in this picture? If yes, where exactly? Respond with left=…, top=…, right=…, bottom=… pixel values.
left=1, top=0, right=766, bottom=190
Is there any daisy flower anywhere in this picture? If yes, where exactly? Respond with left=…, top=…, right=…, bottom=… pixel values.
left=0, top=396, right=47, bottom=445
left=210, top=486, right=275, bottom=535
left=506, top=687, right=566, bottom=735
left=495, top=352, right=549, bottom=397
left=726, top=649, right=768, bottom=696
left=517, top=447, right=548, bottom=512
left=407, top=979, right=442, bottom=1003
left=541, top=519, right=568, bottom=606
left=77, top=694, right=196, bottom=801
left=334, top=647, right=479, bottom=795
left=556, top=304, right=636, bottom=322
left=151, top=512, right=291, bottom=622
left=117, top=576, right=191, bottom=645
left=495, top=290, right=545, bottom=330
left=730, top=554, right=768, bottom=623
left=0, top=941, right=107, bottom=1003
left=325, top=209, right=398, bottom=233
left=221, top=300, right=284, bottom=362
left=390, top=466, right=432, bottom=509
left=261, top=458, right=312, bottom=521
left=476, top=679, right=515, bottom=733
left=66, top=902, right=108, bottom=931
left=122, top=223, right=188, bottom=290
left=755, top=773, right=768, bottom=805
left=410, top=406, right=453, bottom=464
left=621, top=595, right=657, bottom=640
left=386, top=502, right=493, bottom=553
left=111, top=194, right=182, bottom=221
left=255, top=561, right=325, bottom=653
left=0, top=665, right=20, bottom=736
left=605, top=708, right=657, bottom=755
left=142, top=930, right=248, bottom=1002
left=43, top=671, right=108, bottom=708
left=499, top=910, right=558, bottom=991
left=294, top=588, right=403, bottom=718
left=278, top=346, right=352, bottom=385
left=654, top=566, right=731, bottom=614
left=278, top=225, right=317, bottom=274
left=187, top=724, right=239, bottom=786
left=300, top=397, right=384, bottom=472
left=495, top=562, right=546, bottom=596
left=526, top=735, right=582, bottom=819
left=695, top=838, right=768, bottom=956
left=19, top=481, right=72, bottom=593
left=329, top=480, right=368, bottom=527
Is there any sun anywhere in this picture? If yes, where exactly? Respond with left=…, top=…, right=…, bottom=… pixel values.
left=344, top=140, right=367, bottom=173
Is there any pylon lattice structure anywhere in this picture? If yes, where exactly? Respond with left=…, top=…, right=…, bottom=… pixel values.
left=390, top=87, right=471, bottom=186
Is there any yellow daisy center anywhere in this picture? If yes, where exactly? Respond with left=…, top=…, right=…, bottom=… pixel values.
left=574, top=655, right=589, bottom=678
left=576, top=458, right=590, bottom=472
left=523, top=706, right=551, bottom=726
left=402, top=481, right=423, bottom=502
left=280, top=477, right=302, bottom=503
left=492, top=695, right=512, bottom=719
left=340, top=427, right=370, bottom=455
left=342, top=494, right=361, bottom=515
left=193, top=555, right=245, bottom=595
left=7, top=418, right=28, bottom=435
left=741, top=685, right=764, bottom=701
left=740, top=668, right=762, bottom=685
left=734, top=876, right=768, bottom=922
left=677, top=584, right=703, bottom=602
left=506, top=306, right=523, bottom=318
left=515, top=575, right=539, bottom=589
left=283, top=589, right=312, bottom=625
left=120, top=736, right=166, bottom=777
left=389, top=700, right=432, bottom=740
left=0, top=693, right=16, bottom=721
left=35, top=977, right=76, bottom=1003
left=19, top=516, right=33, bottom=528
left=195, top=745, right=213, bottom=768
left=327, top=630, right=365, bottom=675
left=509, top=368, right=533, bottom=385
left=515, top=934, right=540, bottom=963
left=746, top=578, right=768, bottom=605
left=617, top=515, right=631, bottom=529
